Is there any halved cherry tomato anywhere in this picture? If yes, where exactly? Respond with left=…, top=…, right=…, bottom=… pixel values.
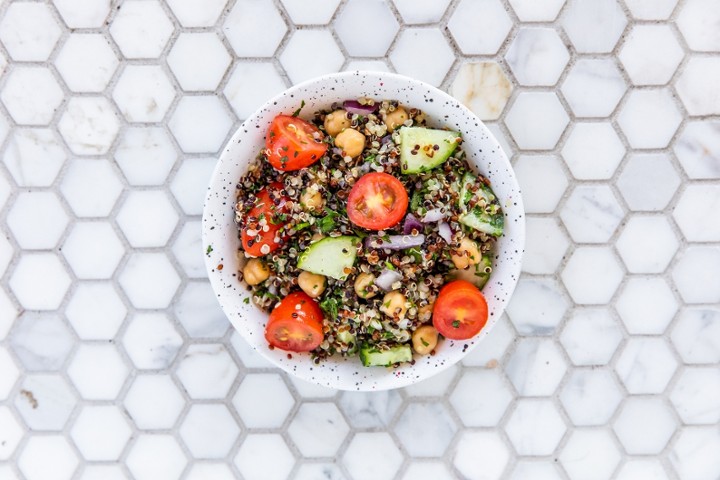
left=265, top=291, right=325, bottom=352
left=433, top=280, right=488, bottom=340
left=346, top=172, right=408, bottom=230
left=265, top=115, right=328, bottom=171
left=241, top=182, right=290, bottom=257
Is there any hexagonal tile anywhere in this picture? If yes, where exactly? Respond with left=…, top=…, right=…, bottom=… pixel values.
left=449, top=0, right=512, bottom=55
left=166, top=0, right=228, bottom=27
left=168, top=33, right=231, bottom=91
left=675, top=185, right=720, bottom=242
left=561, top=185, right=623, bottom=243
left=224, top=0, right=287, bottom=57
left=0, top=290, right=17, bottom=341
left=180, top=404, right=240, bottom=459
left=671, top=308, right=720, bottom=364
left=523, top=217, right=570, bottom=274
left=10, top=254, right=71, bottom=310
left=117, top=190, right=179, bottom=248
left=505, top=92, right=569, bottom=150
left=0, top=346, right=19, bottom=399
left=450, top=62, right=513, bottom=121
left=66, top=282, right=127, bottom=340
left=562, top=247, right=624, bottom=304
left=176, top=344, right=238, bottom=400
left=339, top=390, right=402, bottom=428
left=233, top=373, right=295, bottom=429
left=673, top=246, right=720, bottom=304
left=186, top=464, right=235, bottom=480
left=505, top=399, right=566, bottom=455
left=54, top=0, right=111, bottom=28
left=78, top=465, right=128, bottom=480
left=345, top=59, right=392, bottom=73
left=677, top=57, right=720, bottom=117
left=514, top=155, right=568, bottom=213
left=619, top=25, right=683, bottom=86
left=616, top=338, right=678, bottom=394
left=0, top=2, right=61, bottom=61
left=113, top=65, right=177, bottom=123
left=0, top=231, right=10, bottom=278
left=59, top=97, right=120, bottom=155
left=393, top=0, right=450, bottom=24
left=288, top=403, right=349, bottom=457
left=119, top=253, right=181, bottom=308
left=509, top=461, right=562, bottom=480
left=670, top=427, right=720, bottom=480
left=224, top=62, right=287, bottom=120
left=9, top=313, right=74, bottom=371
left=451, top=369, right=513, bottom=426
left=55, top=34, right=119, bottom=93
left=110, top=0, right=174, bottom=59
left=614, top=397, right=677, bottom=454
left=230, top=331, right=276, bottom=370
left=616, top=460, right=669, bottom=480
left=390, top=28, right=454, bottom=86
left=280, top=30, right=344, bottom=85
left=62, top=222, right=125, bottom=279
left=506, top=338, right=567, bottom=396
left=115, top=127, right=178, bottom=185
left=235, top=434, right=295, bottom=480
left=343, top=433, right=403, bottom=480
left=561, top=58, right=626, bottom=118
left=395, top=403, right=457, bottom=457
left=617, top=153, right=680, bottom=211
left=170, top=157, right=216, bottom=215
left=335, top=0, right=398, bottom=57
left=18, top=436, right=79, bottom=480
left=0, top=172, right=9, bottom=210
left=405, top=364, right=459, bottom=397
left=123, top=313, right=183, bottom=370
left=674, top=121, right=720, bottom=179
left=60, top=159, right=123, bottom=217
left=677, top=0, right=720, bottom=52
left=401, top=463, right=454, bottom=480
left=1, top=67, right=63, bottom=126
left=561, top=0, right=627, bottom=53
left=506, top=28, right=569, bottom=86
left=509, top=0, right=566, bottom=21
left=559, top=430, right=622, bottom=480
left=0, top=464, right=17, bottom=479
left=0, top=406, right=23, bottom=460
left=4, top=129, right=67, bottom=187
left=671, top=367, right=720, bottom=425
left=462, top=314, right=514, bottom=367
left=127, top=435, right=187, bottom=480
left=14, top=375, right=74, bottom=431
left=454, top=431, right=510, bottom=479
left=7, top=191, right=69, bottom=249
left=624, top=0, right=678, bottom=20
left=562, top=123, right=625, bottom=180
left=173, top=220, right=205, bottom=279
left=67, top=344, right=129, bottom=400
left=71, top=406, right=132, bottom=461
left=616, top=215, right=679, bottom=273
left=560, top=369, right=622, bottom=426
left=169, top=96, right=234, bottom=153
left=506, top=278, right=569, bottom=335
left=124, top=374, right=185, bottom=429
left=174, top=282, right=228, bottom=338
left=618, top=89, right=683, bottom=149
left=616, top=277, right=678, bottom=334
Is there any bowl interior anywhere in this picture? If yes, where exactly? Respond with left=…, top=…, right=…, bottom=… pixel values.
left=203, top=71, right=524, bottom=391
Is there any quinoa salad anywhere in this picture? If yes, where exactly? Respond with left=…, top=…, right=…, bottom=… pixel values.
left=234, top=99, right=504, bottom=367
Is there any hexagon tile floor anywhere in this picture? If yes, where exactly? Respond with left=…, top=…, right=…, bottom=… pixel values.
left=0, top=0, right=719, bottom=479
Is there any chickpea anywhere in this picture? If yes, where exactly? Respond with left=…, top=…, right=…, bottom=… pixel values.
left=412, top=325, right=439, bottom=355
left=418, top=302, right=434, bottom=322
left=334, top=128, right=365, bottom=158
left=354, top=272, right=377, bottom=299
left=384, top=107, right=409, bottom=132
left=380, top=290, right=408, bottom=319
left=324, top=109, right=351, bottom=137
left=451, top=237, right=481, bottom=270
left=300, top=188, right=324, bottom=212
left=243, top=259, right=270, bottom=286
left=298, top=271, right=326, bottom=299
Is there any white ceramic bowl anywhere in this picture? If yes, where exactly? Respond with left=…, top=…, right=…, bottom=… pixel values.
left=203, top=71, right=524, bottom=391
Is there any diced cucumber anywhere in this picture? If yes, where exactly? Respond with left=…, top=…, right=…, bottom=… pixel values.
left=359, top=344, right=412, bottom=367
left=337, top=331, right=357, bottom=354
left=448, top=254, right=493, bottom=289
left=458, top=172, right=504, bottom=237
left=399, top=127, right=461, bottom=174
left=297, top=236, right=359, bottom=280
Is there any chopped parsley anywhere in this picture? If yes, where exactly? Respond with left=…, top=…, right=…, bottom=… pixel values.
left=292, top=100, right=306, bottom=117
left=421, top=338, right=429, bottom=347
left=243, top=298, right=250, bottom=304
left=318, top=209, right=339, bottom=233
left=319, top=296, right=340, bottom=319
left=452, top=320, right=461, bottom=328
left=206, top=245, right=213, bottom=255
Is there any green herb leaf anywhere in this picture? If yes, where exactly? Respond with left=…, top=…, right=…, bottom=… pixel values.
left=318, top=209, right=339, bottom=233
left=243, top=298, right=250, bottom=304
left=292, top=100, right=306, bottom=117
left=452, top=320, right=461, bottom=328
left=421, top=338, right=429, bottom=347
left=206, top=245, right=213, bottom=255
left=319, top=296, right=340, bottom=319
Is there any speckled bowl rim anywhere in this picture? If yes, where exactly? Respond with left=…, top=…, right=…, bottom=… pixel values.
left=203, top=71, right=524, bottom=391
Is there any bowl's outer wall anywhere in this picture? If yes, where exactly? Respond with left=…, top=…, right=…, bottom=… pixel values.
left=203, top=71, right=525, bottom=391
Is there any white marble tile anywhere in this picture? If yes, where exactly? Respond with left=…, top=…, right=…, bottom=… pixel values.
left=506, top=28, right=569, bottom=86
left=393, top=0, right=450, bottom=24
left=118, top=253, right=182, bottom=308
left=613, top=397, right=677, bottom=454
left=617, top=216, right=679, bottom=274
left=671, top=308, right=720, bottom=364
left=674, top=121, right=720, bottom=179
left=395, top=403, right=457, bottom=457
left=674, top=185, right=720, bottom=242
left=523, top=218, right=570, bottom=274
left=124, top=374, right=185, bottom=430
left=0, top=290, right=18, bottom=340
left=166, top=0, right=228, bottom=27
left=7, top=191, right=69, bottom=249
left=391, top=28, right=454, bottom=87
left=60, top=159, right=123, bottom=218
left=616, top=277, right=678, bottom=334
left=672, top=246, right=720, bottom=304
left=53, top=0, right=111, bottom=28
left=676, top=0, right=720, bottom=52
left=560, top=369, right=622, bottom=426
left=224, top=62, right=288, bottom=120
left=168, top=33, right=231, bottom=92
left=126, top=435, right=187, bottom=480
left=62, top=222, right=125, bottom=279
left=4, top=128, right=66, bottom=187
left=561, top=0, right=627, bottom=53
left=117, top=190, right=179, bottom=248
left=8, top=313, right=74, bottom=372
left=58, top=97, right=120, bottom=155
left=561, top=185, right=624, bottom=243
left=624, top=0, right=678, bottom=20
left=505, top=92, right=569, bottom=150
left=454, top=431, right=510, bottom=480
left=562, top=247, right=624, bottom=304
left=505, top=399, right=566, bottom=455
left=281, top=31, right=345, bottom=85
left=169, top=96, right=234, bottom=153
left=339, top=390, right=402, bottom=428
left=172, top=221, right=206, bottom=279
left=186, top=464, right=235, bottom=480
left=180, top=404, right=240, bottom=459
left=514, top=155, right=569, bottom=213
left=235, top=434, right=296, bottom=480
left=71, top=405, right=132, bottom=461
left=281, top=0, right=341, bottom=25
left=66, top=282, right=127, bottom=340
left=617, top=89, right=683, bottom=149
left=0, top=2, right=61, bottom=62
left=176, top=344, right=238, bottom=399
left=115, top=127, right=178, bottom=186
left=559, top=430, right=621, bottom=480
left=616, top=338, right=678, bottom=394
left=233, top=373, right=295, bottom=429
left=506, top=338, right=567, bottom=396
left=450, top=368, right=513, bottom=426
left=0, top=406, right=23, bottom=461
left=122, top=313, right=183, bottom=369
left=54, top=34, right=119, bottom=93
left=676, top=57, right=720, bottom=116
left=1, top=67, right=64, bottom=126
left=79, top=465, right=128, bottom=480
left=0, top=170, right=11, bottom=209
left=510, top=0, right=566, bottom=21
left=670, top=367, right=720, bottom=425
left=343, top=433, right=403, bottom=480
left=616, top=460, right=669, bottom=480
left=561, top=58, right=626, bottom=118
left=174, top=282, right=229, bottom=338
left=224, top=0, right=287, bottom=57
left=109, top=0, right=174, bottom=59
left=402, top=462, right=454, bottom=480
left=9, top=254, right=71, bottom=310
left=619, top=25, right=683, bottom=86
left=113, top=65, right=177, bottom=123
left=17, top=436, right=79, bottom=480
left=288, top=403, right=350, bottom=457
left=449, top=0, right=512, bottom=55
left=509, top=462, right=562, bottom=480
left=170, top=157, right=217, bottom=215
left=231, top=332, right=276, bottom=370
left=617, top=153, right=680, bottom=211
left=335, top=0, right=399, bottom=57
left=0, top=346, right=19, bottom=399
left=450, top=62, right=513, bottom=121
left=403, top=363, right=458, bottom=396
left=506, top=278, right=569, bottom=335
left=562, top=123, right=625, bottom=180
left=670, top=427, right=720, bottom=480
left=67, top=344, right=129, bottom=400
left=461, top=314, right=515, bottom=367
left=295, top=464, right=346, bottom=480
left=0, top=229, right=13, bottom=278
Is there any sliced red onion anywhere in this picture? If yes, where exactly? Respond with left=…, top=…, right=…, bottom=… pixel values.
left=343, top=100, right=376, bottom=115
left=438, top=222, right=453, bottom=243
left=365, top=234, right=425, bottom=250
left=375, top=269, right=403, bottom=291
left=402, top=214, right=423, bottom=235
left=422, top=208, right=445, bottom=223
left=380, top=135, right=394, bottom=145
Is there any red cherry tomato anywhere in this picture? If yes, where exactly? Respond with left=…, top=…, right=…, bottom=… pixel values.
left=433, top=280, right=488, bottom=340
left=346, top=172, right=409, bottom=230
left=265, top=115, right=328, bottom=171
left=241, top=183, right=290, bottom=257
left=265, top=292, right=325, bottom=352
